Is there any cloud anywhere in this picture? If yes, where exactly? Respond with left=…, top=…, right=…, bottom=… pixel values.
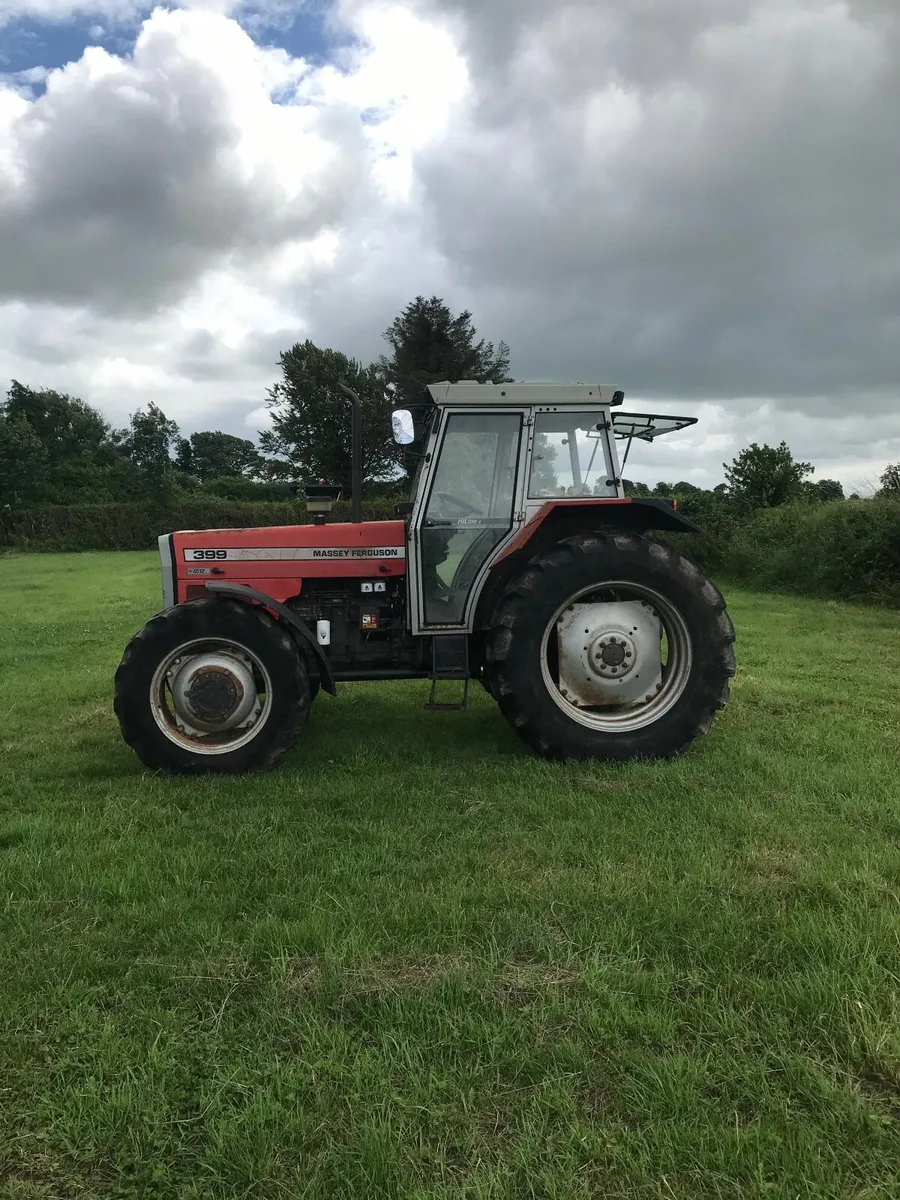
left=0, top=7, right=371, bottom=312
left=0, top=0, right=143, bottom=26
left=0, top=63, right=50, bottom=98
left=410, top=0, right=900, bottom=410
left=0, top=0, right=898, bottom=494
left=0, top=2, right=468, bottom=433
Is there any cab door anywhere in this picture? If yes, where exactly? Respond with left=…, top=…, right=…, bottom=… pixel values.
left=408, top=409, right=524, bottom=633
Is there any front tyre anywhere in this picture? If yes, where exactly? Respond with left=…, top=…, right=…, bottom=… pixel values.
left=114, top=598, right=311, bottom=775
left=486, top=532, right=735, bottom=762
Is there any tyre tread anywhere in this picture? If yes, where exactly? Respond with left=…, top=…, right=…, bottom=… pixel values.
left=486, top=531, right=736, bottom=762
left=114, top=599, right=310, bottom=775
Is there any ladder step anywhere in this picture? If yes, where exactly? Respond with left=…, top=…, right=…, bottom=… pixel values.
left=426, top=678, right=469, bottom=711
left=426, top=635, right=470, bottom=708
left=430, top=633, right=469, bottom=678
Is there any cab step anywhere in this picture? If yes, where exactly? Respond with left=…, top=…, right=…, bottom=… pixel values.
left=426, top=635, right=470, bottom=711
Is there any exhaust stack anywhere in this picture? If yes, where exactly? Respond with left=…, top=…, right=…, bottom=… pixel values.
left=338, top=382, right=363, bottom=525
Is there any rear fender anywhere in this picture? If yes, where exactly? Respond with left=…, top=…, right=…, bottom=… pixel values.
left=496, top=498, right=699, bottom=564
left=472, top=498, right=700, bottom=632
left=205, top=581, right=336, bottom=696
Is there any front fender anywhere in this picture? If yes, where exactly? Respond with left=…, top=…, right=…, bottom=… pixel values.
left=205, top=581, right=337, bottom=697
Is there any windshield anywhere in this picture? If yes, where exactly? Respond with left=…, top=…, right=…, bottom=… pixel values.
left=612, top=412, right=698, bottom=441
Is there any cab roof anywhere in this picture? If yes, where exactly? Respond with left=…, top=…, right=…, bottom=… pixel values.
left=425, top=381, right=624, bottom=407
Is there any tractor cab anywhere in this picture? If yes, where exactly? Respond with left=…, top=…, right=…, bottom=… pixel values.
left=391, top=382, right=697, bottom=635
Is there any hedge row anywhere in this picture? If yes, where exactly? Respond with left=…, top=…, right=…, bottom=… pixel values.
left=721, top=499, right=900, bottom=604
left=0, top=499, right=402, bottom=552
left=3, top=496, right=899, bottom=605
left=660, top=497, right=900, bottom=604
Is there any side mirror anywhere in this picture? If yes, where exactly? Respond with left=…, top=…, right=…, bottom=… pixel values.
left=391, top=409, right=415, bottom=445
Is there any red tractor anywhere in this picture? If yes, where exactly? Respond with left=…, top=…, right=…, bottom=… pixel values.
left=114, top=382, right=735, bottom=774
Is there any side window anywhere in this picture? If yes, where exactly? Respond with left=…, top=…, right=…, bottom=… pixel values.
left=421, top=413, right=521, bottom=625
left=528, top=412, right=615, bottom=498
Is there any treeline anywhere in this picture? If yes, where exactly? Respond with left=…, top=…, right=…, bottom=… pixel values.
left=3, top=490, right=898, bottom=604
left=0, top=296, right=510, bottom=509
left=0, top=381, right=301, bottom=509
left=3, top=292, right=900, bottom=603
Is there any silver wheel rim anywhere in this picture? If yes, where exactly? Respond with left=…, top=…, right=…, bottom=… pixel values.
left=149, top=637, right=273, bottom=755
left=539, top=581, right=693, bottom=733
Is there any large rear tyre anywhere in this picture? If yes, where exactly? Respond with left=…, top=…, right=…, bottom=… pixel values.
left=486, top=532, right=735, bottom=762
left=114, top=598, right=311, bottom=775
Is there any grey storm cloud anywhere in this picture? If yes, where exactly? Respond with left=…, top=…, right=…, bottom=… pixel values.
left=410, top=0, right=900, bottom=410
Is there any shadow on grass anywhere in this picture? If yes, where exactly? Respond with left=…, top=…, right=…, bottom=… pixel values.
left=61, top=680, right=528, bottom=788
left=294, top=680, right=524, bottom=766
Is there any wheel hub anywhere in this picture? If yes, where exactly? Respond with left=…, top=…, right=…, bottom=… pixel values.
left=588, top=632, right=636, bottom=679
left=555, top=600, right=663, bottom=708
left=169, top=652, right=258, bottom=733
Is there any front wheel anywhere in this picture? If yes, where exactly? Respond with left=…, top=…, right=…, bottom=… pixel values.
left=486, top=532, right=735, bottom=762
left=114, top=598, right=311, bottom=774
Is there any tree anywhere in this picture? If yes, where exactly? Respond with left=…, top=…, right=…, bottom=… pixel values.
left=723, top=441, right=813, bottom=510
left=623, top=479, right=651, bottom=497
left=0, top=381, right=141, bottom=506
left=815, top=478, right=844, bottom=502
left=177, top=431, right=262, bottom=481
left=878, top=464, right=900, bottom=499
left=3, top=380, right=109, bottom=461
left=260, top=341, right=399, bottom=489
left=122, top=402, right=180, bottom=496
left=380, top=296, right=511, bottom=409
left=378, top=296, right=514, bottom=483
left=0, top=412, right=46, bottom=506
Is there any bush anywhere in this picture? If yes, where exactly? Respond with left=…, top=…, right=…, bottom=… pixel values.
left=0, top=499, right=402, bottom=552
left=725, top=499, right=900, bottom=603
left=197, top=478, right=299, bottom=502
left=657, top=495, right=900, bottom=605
left=663, top=491, right=740, bottom=576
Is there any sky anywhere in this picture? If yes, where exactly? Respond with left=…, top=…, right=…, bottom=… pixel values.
left=1, top=0, right=898, bottom=493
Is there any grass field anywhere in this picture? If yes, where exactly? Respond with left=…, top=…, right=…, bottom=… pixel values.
left=1, top=552, right=900, bottom=1199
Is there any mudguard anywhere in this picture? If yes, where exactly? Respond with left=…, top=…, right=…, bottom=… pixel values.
left=205, top=581, right=337, bottom=696
left=495, top=497, right=700, bottom=563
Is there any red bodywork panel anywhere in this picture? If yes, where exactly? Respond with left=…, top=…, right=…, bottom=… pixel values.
left=171, top=520, right=407, bottom=605
left=494, top=499, right=633, bottom=563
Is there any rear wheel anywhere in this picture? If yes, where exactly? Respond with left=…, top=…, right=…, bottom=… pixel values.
left=114, top=598, right=311, bottom=774
left=486, top=532, right=735, bottom=761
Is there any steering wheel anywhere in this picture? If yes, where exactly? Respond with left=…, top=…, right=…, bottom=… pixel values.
left=435, top=490, right=480, bottom=517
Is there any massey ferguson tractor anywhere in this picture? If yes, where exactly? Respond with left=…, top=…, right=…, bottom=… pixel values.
left=114, top=382, right=735, bottom=774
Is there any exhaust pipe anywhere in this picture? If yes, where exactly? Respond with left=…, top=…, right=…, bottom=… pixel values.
left=338, top=382, right=363, bottom=524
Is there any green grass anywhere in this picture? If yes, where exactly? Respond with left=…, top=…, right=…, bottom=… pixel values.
left=1, top=551, right=900, bottom=1199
